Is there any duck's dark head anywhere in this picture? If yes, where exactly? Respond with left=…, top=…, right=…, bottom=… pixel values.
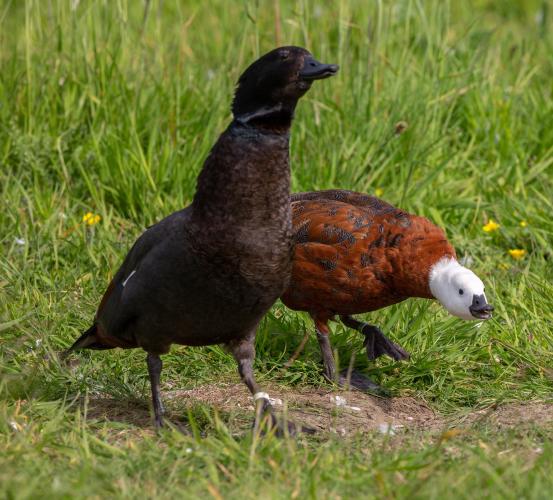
left=232, top=46, right=338, bottom=128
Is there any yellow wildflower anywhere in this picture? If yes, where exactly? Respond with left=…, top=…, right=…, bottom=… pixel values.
left=519, top=220, right=528, bottom=228
left=508, top=249, right=526, bottom=260
left=375, top=188, right=384, bottom=197
left=83, top=212, right=101, bottom=226
left=482, top=219, right=500, bottom=233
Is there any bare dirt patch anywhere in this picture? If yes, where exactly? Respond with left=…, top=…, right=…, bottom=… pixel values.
left=85, top=397, right=152, bottom=429
left=83, top=383, right=553, bottom=438
left=164, top=383, right=441, bottom=435
left=455, top=401, right=553, bottom=429
left=83, top=383, right=440, bottom=437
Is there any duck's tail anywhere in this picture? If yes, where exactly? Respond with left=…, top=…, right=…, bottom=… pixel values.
left=66, top=324, right=113, bottom=353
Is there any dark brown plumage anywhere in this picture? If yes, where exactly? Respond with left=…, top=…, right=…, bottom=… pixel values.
left=282, top=189, right=460, bottom=390
left=66, top=47, right=338, bottom=432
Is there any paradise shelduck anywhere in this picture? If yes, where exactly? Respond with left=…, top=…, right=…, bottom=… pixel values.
left=281, top=190, right=493, bottom=390
left=66, top=47, right=338, bottom=432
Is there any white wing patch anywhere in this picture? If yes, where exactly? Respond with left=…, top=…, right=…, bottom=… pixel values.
left=122, top=269, right=137, bottom=287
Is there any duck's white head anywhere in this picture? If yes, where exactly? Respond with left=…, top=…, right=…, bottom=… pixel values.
left=429, top=257, right=493, bottom=321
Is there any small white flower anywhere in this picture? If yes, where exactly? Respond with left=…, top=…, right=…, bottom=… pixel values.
left=15, top=238, right=25, bottom=245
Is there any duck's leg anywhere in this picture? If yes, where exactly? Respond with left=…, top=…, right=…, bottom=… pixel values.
left=314, top=316, right=383, bottom=393
left=146, top=352, right=165, bottom=429
left=340, top=315, right=409, bottom=361
left=228, top=332, right=307, bottom=436
left=314, top=317, right=336, bottom=382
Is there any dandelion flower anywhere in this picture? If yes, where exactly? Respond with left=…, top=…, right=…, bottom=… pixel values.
left=508, top=249, right=526, bottom=260
left=519, top=220, right=528, bottom=228
left=482, top=219, right=500, bottom=233
left=83, top=212, right=101, bottom=226
left=375, top=188, right=384, bottom=197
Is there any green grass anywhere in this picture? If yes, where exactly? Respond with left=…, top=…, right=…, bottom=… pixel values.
left=1, top=0, right=553, bottom=498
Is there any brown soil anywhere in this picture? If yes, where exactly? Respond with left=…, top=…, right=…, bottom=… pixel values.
left=165, top=383, right=441, bottom=434
left=455, top=401, right=553, bottom=428
left=83, top=382, right=553, bottom=437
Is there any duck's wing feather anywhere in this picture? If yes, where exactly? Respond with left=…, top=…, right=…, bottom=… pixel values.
left=291, top=189, right=397, bottom=215
left=90, top=209, right=191, bottom=337
left=292, top=199, right=372, bottom=247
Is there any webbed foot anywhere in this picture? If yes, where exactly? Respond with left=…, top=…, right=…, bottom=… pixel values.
left=362, top=325, right=409, bottom=361
left=253, top=406, right=315, bottom=437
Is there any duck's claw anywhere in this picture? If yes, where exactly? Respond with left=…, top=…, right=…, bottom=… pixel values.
left=362, top=325, right=410, bottom=361
left=252, top=403, right=314, bottom=437
left=276, top=419, right=316, bottom=437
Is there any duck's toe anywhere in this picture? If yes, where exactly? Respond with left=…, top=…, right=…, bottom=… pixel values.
left=362, top=325, right=410, bottom=361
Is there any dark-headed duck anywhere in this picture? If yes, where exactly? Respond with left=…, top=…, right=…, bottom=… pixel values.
left=66, top=48, right=338, bottom=433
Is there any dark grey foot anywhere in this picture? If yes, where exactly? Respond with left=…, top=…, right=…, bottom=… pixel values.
left=362, top=325, right=410, bottom=361
left=153, top=402, right=166, bottom=429
left=154, top=415, right=164, bottom=429
left=274, top=418, right=313, bottom=437
left=253, top=403, right=315, bottom=437
left=337, top=369, right=389, bottom=395
left=274, top=418, right=316, bottom=437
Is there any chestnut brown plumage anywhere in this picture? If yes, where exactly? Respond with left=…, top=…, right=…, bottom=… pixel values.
left=282, top=190, right=492, bottom=390
left=66, top=47, right=338, bottom=433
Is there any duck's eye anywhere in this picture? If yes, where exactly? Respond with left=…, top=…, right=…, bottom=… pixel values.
left=459, top=289, right=464, bottom=295
left=279, top=50, right=290, bottom=60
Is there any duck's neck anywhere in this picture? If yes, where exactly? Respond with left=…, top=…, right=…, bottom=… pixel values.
left=234, top=104, right=295, bottom=133
left=390, top=224, right=456, bottom=299
left=192, top=119, right=292, bottom=232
